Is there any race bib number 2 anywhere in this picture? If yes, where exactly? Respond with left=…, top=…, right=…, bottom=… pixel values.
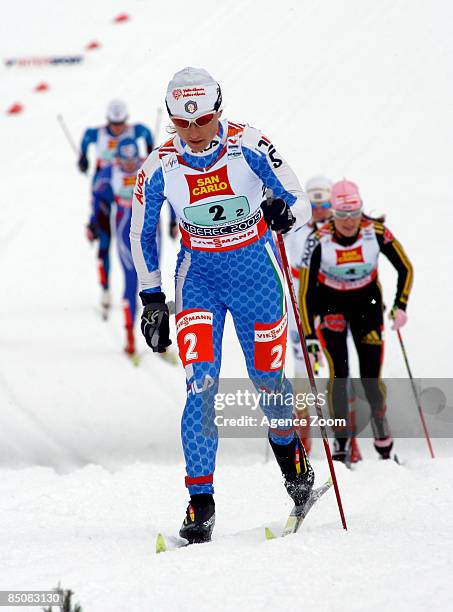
left=183, top=196, right=250, bottom=227
left=254, top=314, right=288, bottom=371
left=176, top=309, right=214, bottom=366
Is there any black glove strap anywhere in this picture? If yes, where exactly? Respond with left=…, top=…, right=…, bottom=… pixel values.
left=139, top=291, right=166, bottom=306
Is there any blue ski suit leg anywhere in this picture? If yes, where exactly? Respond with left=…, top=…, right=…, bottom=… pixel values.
left=91, top=170, right=111, bottom=289
left=115, top=208, right=138, bottom=324
left=175, top=233, right=294, bottom=495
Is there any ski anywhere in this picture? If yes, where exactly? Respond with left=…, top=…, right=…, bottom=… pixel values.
left=345, top=449, right=352, bottom=470
left=128, top=352, right=141, bottom=367
left=392, top=453, right=406, bottom=466
left=157, top=350, right=178, bottom=366
left=157, top=479, right=332, bottom=553
left=265, top=478, right=333, bottom=540
left=155, top=532, right=189, bottom=554
left=376, top=453, right=405, bottom=466
left=156, top=533, right=166, bottom=553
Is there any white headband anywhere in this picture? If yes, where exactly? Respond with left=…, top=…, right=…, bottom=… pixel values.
left=165, top=67, right=222, bottom=119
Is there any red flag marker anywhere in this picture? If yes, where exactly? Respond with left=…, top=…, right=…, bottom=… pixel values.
left=114, top=13, right=130, bottom=23
left=7, top=102, right=24, bottom=114
left=86, top=40, right=101, bottom=50
left=34, top=82, right=49, bottom=92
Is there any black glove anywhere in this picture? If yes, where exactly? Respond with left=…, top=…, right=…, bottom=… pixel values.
left=86, top=221, right=99, bottom=242
left=261, top=197, right=295, bottom=234
left=139, top=291, right=171, bottom=353
left=78, top=153, right=88, bottom=173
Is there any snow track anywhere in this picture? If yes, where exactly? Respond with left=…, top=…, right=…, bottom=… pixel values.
left=0, top=453, right=452, bottom=611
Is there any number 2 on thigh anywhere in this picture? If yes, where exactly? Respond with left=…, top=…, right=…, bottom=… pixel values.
left=185, top=332, right=198, bottom=361
left=270, top=344, right=283, bottom=369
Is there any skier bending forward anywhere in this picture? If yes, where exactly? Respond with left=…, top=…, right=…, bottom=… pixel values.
left=131, top=67, right=314, bottom=543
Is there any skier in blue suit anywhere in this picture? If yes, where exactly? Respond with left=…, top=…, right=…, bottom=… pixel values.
left=131, top=67, right=316, bottom=544
left=79, top=100, right=153, bottom=316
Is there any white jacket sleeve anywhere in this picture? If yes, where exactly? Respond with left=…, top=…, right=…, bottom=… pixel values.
left=241, top=125, right=311, bottom=232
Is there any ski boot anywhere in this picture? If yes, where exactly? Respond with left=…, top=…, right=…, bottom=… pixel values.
left=332, top=438, right=348, bottom=463
left=269, top=435, right=314, bottom=507
left=179, top=494, right=215, bottom=544
left=333, top=438, right=362, bottom=467
left=374, top=436, right=393, bottom=460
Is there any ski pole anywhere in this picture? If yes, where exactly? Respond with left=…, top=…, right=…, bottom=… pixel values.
left=57, top=114, right=78, bottom=155
left=276, top=233, right=348, bottom=530
left=154, top=107, right=163, bottom=146
left=396, top=329, right=435, bottom=458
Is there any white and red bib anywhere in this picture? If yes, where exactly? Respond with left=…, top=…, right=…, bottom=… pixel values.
left=159, top=123, right=267, bottom=252
left=95, top=126, right=135, bottom=169
left=111, top=166, right=137, bottom=209
left=318, top=221, right=380, bottom=291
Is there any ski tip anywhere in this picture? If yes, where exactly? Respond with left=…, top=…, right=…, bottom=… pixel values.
left=130, top=354, right=140, bottom=367
left=265, top=527, right=276, bottom=540
left=156, top=533, right=167, bottom=554
left=393, top=453, right=405, bottom=466
left=158, top=351, right=178, bottom=366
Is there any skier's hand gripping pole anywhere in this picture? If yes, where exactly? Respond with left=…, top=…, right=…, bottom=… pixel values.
left=276, top=233, right=348, bottom=530
left=56, top=114, right=89, bottom=175
left=139, top=291, right=172, bottom=353
left=396, top=328, right=435, bottom=459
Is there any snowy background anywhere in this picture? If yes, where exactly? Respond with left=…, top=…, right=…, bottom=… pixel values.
left=0, top=1, right=452, bottom=610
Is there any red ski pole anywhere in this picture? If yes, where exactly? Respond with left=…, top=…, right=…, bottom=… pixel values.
left=396, top=329, right=435, bottom=459
left=276, top=233, right=348, bottom=530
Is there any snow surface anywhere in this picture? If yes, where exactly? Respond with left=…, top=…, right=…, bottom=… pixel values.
left=1, top=1, right=453, bottom=610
